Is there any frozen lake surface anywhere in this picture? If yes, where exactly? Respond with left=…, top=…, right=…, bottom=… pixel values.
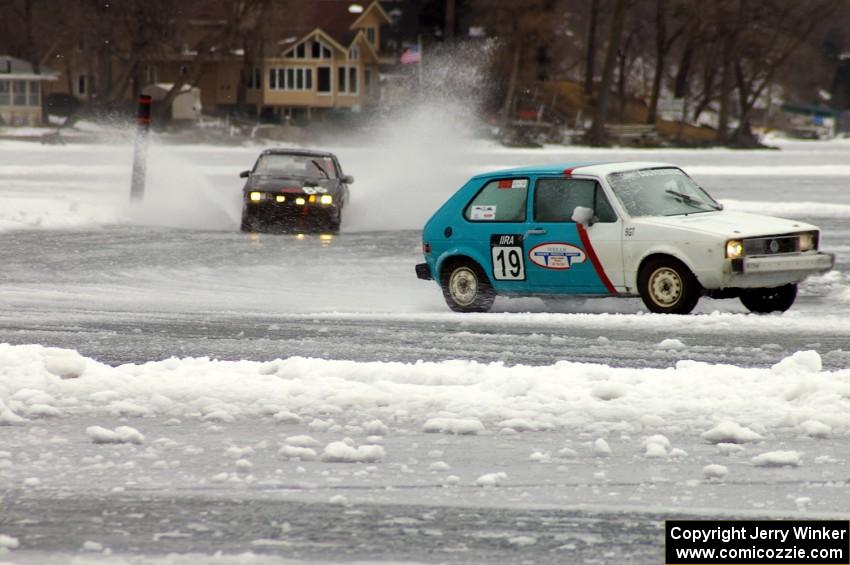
left=1, top=137, right=849, bottom=563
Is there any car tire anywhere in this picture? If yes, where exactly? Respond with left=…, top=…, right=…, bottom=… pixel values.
left=740, top=283, right=797, bottom=313
left=327, top=210, right=341, bottom=234
left=638, top=257, right=701, bottom=314
left=240, top=211, right=259, bottom=233
left=440, top=260, right=495, bottom=313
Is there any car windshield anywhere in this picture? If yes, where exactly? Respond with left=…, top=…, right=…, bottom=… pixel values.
left=607, top=167, right=721, bottom=217
left=253, top=154, right=337, bottom=179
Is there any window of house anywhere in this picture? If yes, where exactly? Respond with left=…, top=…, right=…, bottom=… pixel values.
left=0, top=81, right=9, bottom=106
left=317, top=67, right=331, bottom=94
left=295, top=42, right=306, bottom=59
left=28, top=81, right=39, bottom=106
left=348, top=67, right=357, bottom=95
left=305, top=39, right=332, bottom=60
left=366, top=27, right=375, bottom=44
left=337, top=66, right=346, bottom=93
left=364, top=68, right=371, bottom=90
left=349, top=46, right=359, bottom=60
left=252, top=68, right=261, bottom=89
left=534, top=178, right=617, bottom=223
left=464, top=179, right=529, bottom=222
left=77, top=74, right=87, bottom=96
left=269, top=67, right=313, bottom=91
left=13, top=81, right=27, bottom=105
left=337, top=66, right=358, bottom=95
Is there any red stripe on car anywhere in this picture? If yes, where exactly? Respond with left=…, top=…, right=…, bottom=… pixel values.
left=577, top=224, right=616, bottom=293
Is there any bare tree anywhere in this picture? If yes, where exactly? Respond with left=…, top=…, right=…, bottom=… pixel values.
left=588, top=0, right=628, bottom=146
left=445, top=0, right=457, bottom=41
left=645, top=0, right=685, bottom=124
left=583, top=0, right=600, bottom=95
left=730, top=0, right=842, bottom=145
left=468, top=0, right=561, bottom=127
left=154, top=0, right=270, bottom=121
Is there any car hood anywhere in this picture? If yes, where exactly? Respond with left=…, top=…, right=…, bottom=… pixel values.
left=634, top=211, right=818, bottom=238
left=243, top=176, right=341, bottom=194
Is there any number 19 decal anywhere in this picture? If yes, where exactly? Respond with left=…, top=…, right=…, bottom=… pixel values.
left=490, top=234, right=525, bottom=281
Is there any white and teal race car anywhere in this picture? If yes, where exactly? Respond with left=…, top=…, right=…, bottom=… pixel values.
left=415, top=162, right=834, bottom=314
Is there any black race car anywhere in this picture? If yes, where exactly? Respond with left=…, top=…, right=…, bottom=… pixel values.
left=239, top=149, right=352, bottom=233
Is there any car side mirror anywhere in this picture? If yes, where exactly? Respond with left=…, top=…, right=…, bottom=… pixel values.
left=716, top=202, right=724, bottom=210
left=240, top=170, right=250, bottom=178
left=572, top=206, right=594, bottom=226
left=342, top=174, right=354, bottom=184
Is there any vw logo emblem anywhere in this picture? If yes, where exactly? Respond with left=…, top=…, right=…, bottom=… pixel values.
left=769, top=240, right=779, bottom=253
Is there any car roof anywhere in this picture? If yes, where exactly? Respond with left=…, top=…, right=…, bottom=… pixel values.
left=260, top=148, right=338, bottom=159
left=471, top=161, right=679, bottom=180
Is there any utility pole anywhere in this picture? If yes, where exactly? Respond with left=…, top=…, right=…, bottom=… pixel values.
left=130, top=95, right=152, bottom=202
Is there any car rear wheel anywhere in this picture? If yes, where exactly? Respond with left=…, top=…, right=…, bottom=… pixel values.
left=740, top=283, right=797, bottom=313
left=440, top=260, right=495, bottom=313
left=638, top=257, right=701, bottom=314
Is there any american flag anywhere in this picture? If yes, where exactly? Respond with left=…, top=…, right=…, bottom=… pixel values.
left=400, top=45, right=421, bottom=64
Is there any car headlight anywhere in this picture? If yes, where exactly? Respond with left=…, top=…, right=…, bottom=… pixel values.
left=249, top=191, right=263, bottom=202
left=275, top=195, right=286, bottom=203
left=799, top=232, right=816, bottom=252
left=295, top=197, right=306, bottom=206
left=320, top=194, right=333, bottom=205
left=726, top=239, right=744, bottom=259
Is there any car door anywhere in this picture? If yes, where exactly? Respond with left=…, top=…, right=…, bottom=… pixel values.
left=523, top=176, right=624, bottom=294
left=460, top=177, right=531, bottom=292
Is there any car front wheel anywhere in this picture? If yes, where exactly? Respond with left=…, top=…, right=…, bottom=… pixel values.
left=240, top=209, right=260, bottom=232
left=326, top=210, right=342, bottom=234
left=638, top=257, right=701, bottom=314
left=440, top=261, right=495, bottom=313
left=740, top=283, right=797, bottom=313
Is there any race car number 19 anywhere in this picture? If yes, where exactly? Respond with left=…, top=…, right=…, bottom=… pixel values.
left=490, top=234, right=525, bottom=281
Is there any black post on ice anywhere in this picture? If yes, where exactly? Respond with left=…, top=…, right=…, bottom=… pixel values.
left=130, top=95, right=152, bottom=202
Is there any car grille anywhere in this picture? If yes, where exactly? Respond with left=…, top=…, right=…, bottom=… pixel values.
left=743, top=235, right=799, bottom=255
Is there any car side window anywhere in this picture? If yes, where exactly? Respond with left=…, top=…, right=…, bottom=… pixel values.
left=534, top=178, right=617, bottom=223
left=464, top=178, right=528, bottom=222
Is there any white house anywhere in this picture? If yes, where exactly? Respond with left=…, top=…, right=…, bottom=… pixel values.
left=0, top=55, right=58, bottom=126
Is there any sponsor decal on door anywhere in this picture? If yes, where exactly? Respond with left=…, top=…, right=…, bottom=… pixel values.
left=528, top=242, right=586, bottom=270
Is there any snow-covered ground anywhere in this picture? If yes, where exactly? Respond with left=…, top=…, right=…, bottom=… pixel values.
left=1, top=135, right=849, bottom=563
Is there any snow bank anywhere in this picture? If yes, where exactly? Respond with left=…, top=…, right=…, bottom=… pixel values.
left=475, top=472, right=508, bottom=486
left=0, top=534, right=19, bottom=549
left=320, top=441, right=385, bottom=463
left=701, top=422, right=764, bottom=444
left=86, top=425, right=145, bottom=444
left=2, top=344, right=850, bottom=443
left=423, top=417, right=485, bottom=435
left=703, top=464, right=728, bottom=481
left=751, top=450, right=803, bottom=468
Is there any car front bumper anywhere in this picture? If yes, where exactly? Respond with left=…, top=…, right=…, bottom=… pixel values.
left=740, top=252, right=835, bottom=274
left=721, top=251, right=834, bottom=288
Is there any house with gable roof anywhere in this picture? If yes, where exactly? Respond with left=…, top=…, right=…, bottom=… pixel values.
left=257, top=0, right=391, bottom=119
